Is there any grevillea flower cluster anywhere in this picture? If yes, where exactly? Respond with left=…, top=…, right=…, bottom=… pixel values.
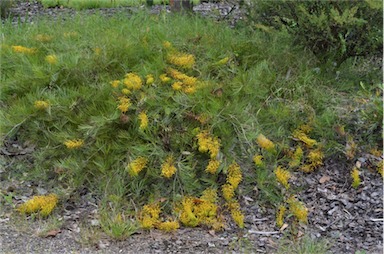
left=167, top=53, right=195, bottom=69
left=287, top=196, right=308, bottom=223
left=139, top=203, right=161, bottom=229
left=11, top=45, right=37, bottom=54
left=253, top=154, right=263, bottom=167
left=256, top=134, right=275, bottom=152
left=138, top=112, right=148, bottom=130
left=222, top=162, right=242, bottom=202
left=289, top=146, right=303, bottom=168
left=123, top=73, right=142, bottom=90
left=64, top=139, right=84, bottom=149
left=196, top=130, right=220, bottom=159
left=227, top=201, right=244, bottom=228
left=160, top=156, right=177, bottom=178
left=276, top=205, right=286, bottom=228
left=117, top=96, right=131, bottom=113
left=274, top=166, right=290, bottom=189
left=45, top=54, right=58, bottom=65
left=127, top=157, right=148, bottom=177
left=168, top=68, right=198, bottom=94
left=205, top=159, right=220, bottom=174
left=17, top=194, right=58, bottom=217
left=351, top=167, right=361, bottom=188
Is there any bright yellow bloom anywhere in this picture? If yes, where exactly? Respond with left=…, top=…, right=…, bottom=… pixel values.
left=127, top=157, right=148, bottom=177
left=117, top=96, right=131, bottom=113
left=11, top=45, right=37, bottom=54
left=167, top=53, right=195, bottom=69
left=64, top=139, right=84, bottom=149
left=298, top=124, right=312, bottom=134
left=200, top=188, right=218, bottom=203
left=45, top=54, right=58, bottom=65
left=275, top=166, right=290, bottom=189
left=227, top=162, right=242, bottom=189
left=230, top=208, right=244, bottom=228
left=222, top=184, right=235, bottom=201
left=256, top=134, right=275, bottom=152
left=17, top=194, right=58, bottom=217
left=196, top=131, right=220, bottom=159
left=161, top=156, right=177, bottom=178
left=276, top=205, right=286, bottom=228
left=351, top=167, right=361, bottom=188
left=121, top=88, right=131, bottom=95
left=157, top=220, right=180, bottom=232
left=35, top=34, right=53, bottom=42
left=308, top=149, right=323, bottom=167
left=377, top=160, right=383, bottom=177
left=289, top=146, right=303, bottom=168
left=172, top=81, right=183, bottom=91
left=34, top=100, right=49, bottom=110
left=253, top=155, right=263, bottom=167
left=146, top=74, right=154, bottom=85
left=179, top=197, right=199, bottom=227
left=123, top=73, right=142, bottom=90
left=287, top=197, right=308, bottom=223
left=168, top=68, right=197, bottom=86
left=183, top=85, right=196, bottom=94
left=159, top=74, right=171, bottom=84
left=138, top=112, right=148, bottom=130
left=110, top=80, right=120, bottom=88
left=292, top=130, right=317, bottom=148
left=140, top=203, right=161, bottom=229
left=205, top=159, right=220, bottom=174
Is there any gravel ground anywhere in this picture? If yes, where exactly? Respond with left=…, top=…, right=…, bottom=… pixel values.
left=1, top=1, right=383, bottom=253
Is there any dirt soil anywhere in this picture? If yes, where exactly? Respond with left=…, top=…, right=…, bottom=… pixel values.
left=1, top=1, right=383, bottom=254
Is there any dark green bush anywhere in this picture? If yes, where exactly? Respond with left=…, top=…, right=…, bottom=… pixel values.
left=0, top=0, right=13, bottom=19
left=241, top=0, right=382, bottom=65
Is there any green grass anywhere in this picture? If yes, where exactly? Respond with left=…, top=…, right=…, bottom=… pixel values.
left=1, top=10, right=381, bottom=237
left=39, top=0, right=200, bottom=9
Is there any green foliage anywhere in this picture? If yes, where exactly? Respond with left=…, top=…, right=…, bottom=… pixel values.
left=0, top=0, right=13, bottom=18
left=241, top=0, right=383, bottom=65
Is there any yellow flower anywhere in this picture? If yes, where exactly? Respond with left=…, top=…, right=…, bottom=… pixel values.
left=205, top=159, right=220, bottom=174
left=167, top=53, right=195, bottom=69
left=45, top=54, right=58, bottom=65
left=64, top=139, right=84, bottom=149
left=253, top=155, right=263, bottom=167
left=123, top=73, right=142, bottom=90
left=370, top=148, right=382, bottom=157
left=159, top=74, right=171, bottom=84
left=157, top=220, right=180, bottom=231
left=138, top=112, right=148, bottom=130
left=298, top=124, right=312, bottom=134
left=172, top=81, right=183, bottom=91
left=146, top=74, right=154, bottom=85
left=121, top=88, right=131, bottom=95
left=215, top=56, right=229, bottom=65
left=287, top=197, right=308, bottom=223
left=299, top=164, right=314, bottom=173
left=140, top=204, right=161, bottom=229
left=161, top=156, right=177, bottom=178
left=308, top=149, right=323, bottom=168
left=11, top=45, right=37, bottom=54
left=200, top=188, right=218, bottom=203
left=110, top=80, right=120, bottom=88
left=163, top=41, right=172, bottom=49
left=230, top=208, right=244, bottom=228
left=117, top=96, right=131, bottom=113
left=168, top=68, right=197, bottom=86
left=183, top=85, right=196, bottom=94
left=351, top=167, right=361, bottom=188
left=17, top=194, right=58, bottom=217
left=292, top=130, right=317, bottom=148
left=222, top=184, right=235, bottom=201
left=196, top=131, right=220, bottom=159
left=127, top=157, right=148, bottom=177
left=34, top=100, right=49, bottom=110
left=256, top=134, right=275, bottom=152
left=274, top=166, right=290, bottom=189
left=227, top=162, right=242, bottom=189
left=179, top=197, right=199, bottom=227
left=276, top=205, right=286, bottom=228
left=35, top=34, right=53, bottom=42
left=289, top=146, right=303, bottom=168
left=377, top=160, right=383, bottom=177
